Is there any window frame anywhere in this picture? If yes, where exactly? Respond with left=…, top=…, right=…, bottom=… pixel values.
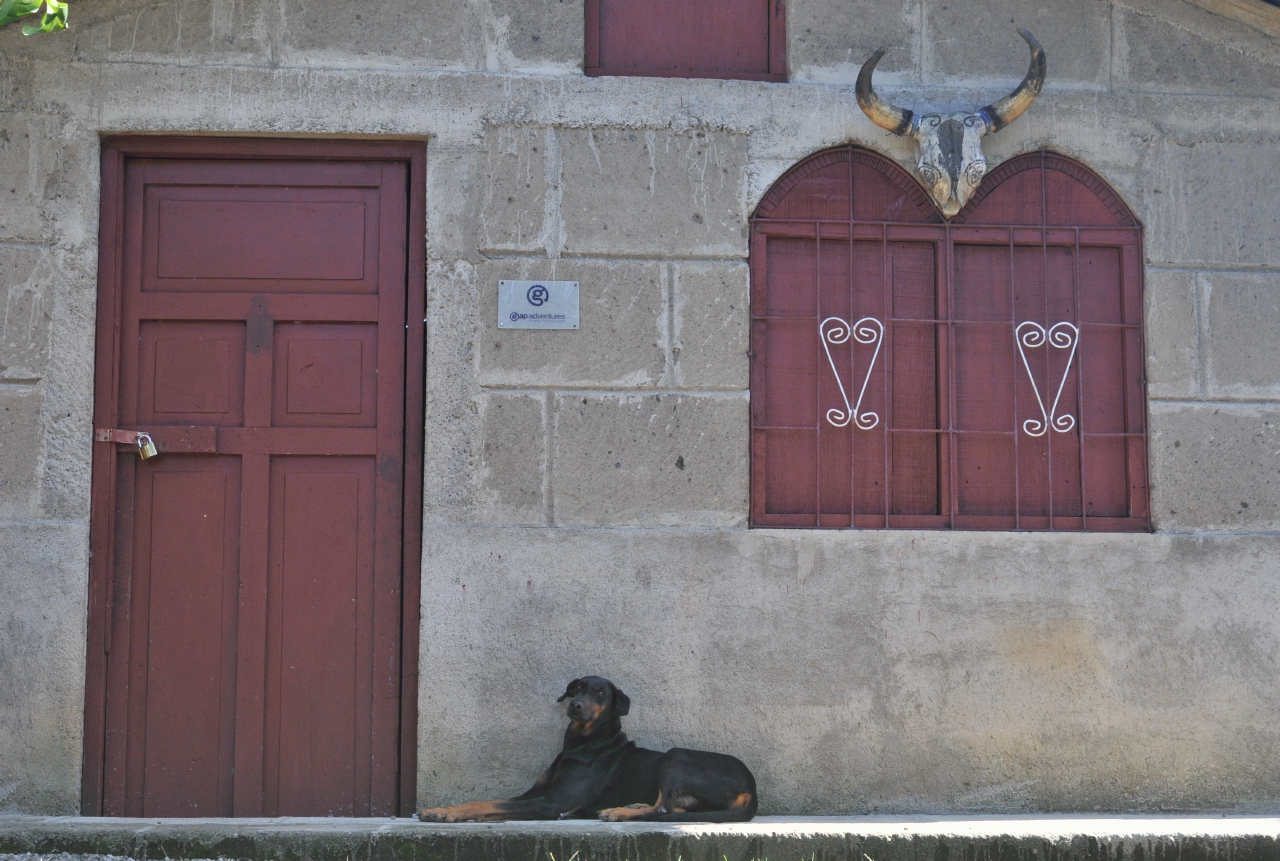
left=584, top=0, right=787, bottom=82
left=749, top=147, right=1151, bottom=532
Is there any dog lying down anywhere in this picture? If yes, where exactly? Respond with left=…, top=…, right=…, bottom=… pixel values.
left=418, top=676, right=757, bottom=822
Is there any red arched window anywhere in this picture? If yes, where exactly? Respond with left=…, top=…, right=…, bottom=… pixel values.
left=749, top=147, right=1149, bottom=531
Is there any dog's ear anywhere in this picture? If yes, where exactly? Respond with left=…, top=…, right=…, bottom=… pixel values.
left=557, top=678, right=584, bottom=702
left=612, top=687, right=630, bottom=717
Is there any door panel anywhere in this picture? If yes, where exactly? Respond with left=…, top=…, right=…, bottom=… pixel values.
left=140, top=162, right=383, bottom=294
left=135, top=459, right=241, bottom=816
left=272, top=324, right=378, bottom=427
left=268, top=459, right=375, bottom=816
left=137, top=321, right=246, bottom=424
left=153, top=196, right=371, bottom=282
left=276, top=478, right=362, bottom=811
left=86, top=139, right=424, bottom=818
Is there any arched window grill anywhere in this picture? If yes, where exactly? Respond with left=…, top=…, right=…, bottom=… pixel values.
left=749, top=147, right=1149, bottom=531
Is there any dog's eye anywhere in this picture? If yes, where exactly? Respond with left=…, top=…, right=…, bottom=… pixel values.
left=595, top=690, right=605, bottom=698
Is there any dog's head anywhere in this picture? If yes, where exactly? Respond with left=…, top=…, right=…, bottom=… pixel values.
left=557, top=675, right=630, bottom=725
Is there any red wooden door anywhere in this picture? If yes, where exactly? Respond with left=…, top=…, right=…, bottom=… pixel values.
left=84, top=138, right=425, bottom=817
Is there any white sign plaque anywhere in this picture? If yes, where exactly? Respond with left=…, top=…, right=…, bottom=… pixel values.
left=498, top=280, right=580, bottom=330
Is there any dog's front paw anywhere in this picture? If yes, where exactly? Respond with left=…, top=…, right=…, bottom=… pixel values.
left=599, top=805, right=653, bottom=822
left=418, top=807, right=457, bottom=823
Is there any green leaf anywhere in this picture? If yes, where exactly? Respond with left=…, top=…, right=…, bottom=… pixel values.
left=23, top=0, right=67, bottom=33
left=0, top=0, right=43, bottom=28
left=0, top=0, right=67, bottom=34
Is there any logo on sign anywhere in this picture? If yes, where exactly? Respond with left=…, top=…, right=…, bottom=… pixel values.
left=499, top=279, right=578, bottom=329
left=509, top=311, right=566, bottom=322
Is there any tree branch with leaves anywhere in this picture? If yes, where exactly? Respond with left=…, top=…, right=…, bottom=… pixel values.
left=0, top=0, right=68, bottom=35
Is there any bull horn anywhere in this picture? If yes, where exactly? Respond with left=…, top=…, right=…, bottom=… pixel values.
left=856, top=47, right=914, bottom=136
left=980, top=28, right=1047, bottom=132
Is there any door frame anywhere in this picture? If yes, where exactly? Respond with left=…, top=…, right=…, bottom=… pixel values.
left=83, top=135, right=426, bottom=817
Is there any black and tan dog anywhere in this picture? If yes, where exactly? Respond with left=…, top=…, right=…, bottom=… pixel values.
left=418, top=676, right=757, bottom=822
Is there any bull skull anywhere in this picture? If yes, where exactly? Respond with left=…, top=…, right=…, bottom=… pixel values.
left=856, top=29, right=1046, bottom=218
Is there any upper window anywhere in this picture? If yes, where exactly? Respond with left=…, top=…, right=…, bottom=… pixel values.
left=585, top=0, right=786, bottom=82
left=749, top=147, right=1150, bottom=531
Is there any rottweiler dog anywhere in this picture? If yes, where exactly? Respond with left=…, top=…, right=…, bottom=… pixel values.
left=417, top=676, right=757, bottom=822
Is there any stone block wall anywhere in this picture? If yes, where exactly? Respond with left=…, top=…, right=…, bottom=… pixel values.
left=428, top=124, right=752, bottom=530
left=0, top=0, right=1278, bottom=816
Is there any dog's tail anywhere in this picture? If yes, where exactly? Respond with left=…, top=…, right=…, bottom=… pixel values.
left=655, top=794, right=758, bottom=823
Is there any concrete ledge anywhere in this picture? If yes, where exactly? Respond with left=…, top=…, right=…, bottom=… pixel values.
left=2, top=816, right=1280, bottom=861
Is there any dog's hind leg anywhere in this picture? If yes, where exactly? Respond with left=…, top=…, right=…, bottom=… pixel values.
left=649, top=749, right=758, bottom=822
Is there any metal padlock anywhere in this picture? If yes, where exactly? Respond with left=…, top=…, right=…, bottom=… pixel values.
left=136, top=432, right=158, bottom=460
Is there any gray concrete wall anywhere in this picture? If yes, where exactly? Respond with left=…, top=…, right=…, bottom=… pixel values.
left=0, top=0, right=1277, bottom=815
left=422, top=530, right=1280, bottom=813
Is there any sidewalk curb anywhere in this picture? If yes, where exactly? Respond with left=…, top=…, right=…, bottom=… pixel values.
left=3, top=815, right=1279, bottom=861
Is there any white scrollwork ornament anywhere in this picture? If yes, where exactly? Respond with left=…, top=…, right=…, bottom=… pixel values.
left=820, top=316, right=884, bottom=429
left=1015, top=321, right=1079, bottom=437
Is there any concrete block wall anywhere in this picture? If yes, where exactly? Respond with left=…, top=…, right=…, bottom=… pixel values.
left=0, top=0, right=1278, bottom=816
left=431, top=124, right=751, bottom=530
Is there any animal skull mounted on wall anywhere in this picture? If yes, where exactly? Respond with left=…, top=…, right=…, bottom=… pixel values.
left=856, top=29, right=1047, bottom=219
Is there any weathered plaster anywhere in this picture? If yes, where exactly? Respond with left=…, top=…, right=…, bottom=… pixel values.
left=0, top=0, right=1278, bottom=816
left=419, top=528, right=1280, bottom=814
left=0, top=521, right=87, bottom=814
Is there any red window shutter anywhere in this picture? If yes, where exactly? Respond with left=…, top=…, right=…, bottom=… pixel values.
left=750, top=147, right=1149, bottom=532
left=585, top=0, right=786, bottom=82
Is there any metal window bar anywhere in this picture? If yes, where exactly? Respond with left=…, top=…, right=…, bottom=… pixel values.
left=946, top=222, right=958, bottom=529
left=1011, top=230, right=1021, bottom=530
left=1118, top=236, right=1132, bottom=519
left=934, top=237, right=949, bottom=522
left=849, top=154, right=858, bottom=529
left=1040, top=152, right=1055, bottom=528
left=882, top=224, right=892, bottom=527
left=1074, top=227, right=1088, bottom=527
left=814, top=222, right=822, bottom=527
